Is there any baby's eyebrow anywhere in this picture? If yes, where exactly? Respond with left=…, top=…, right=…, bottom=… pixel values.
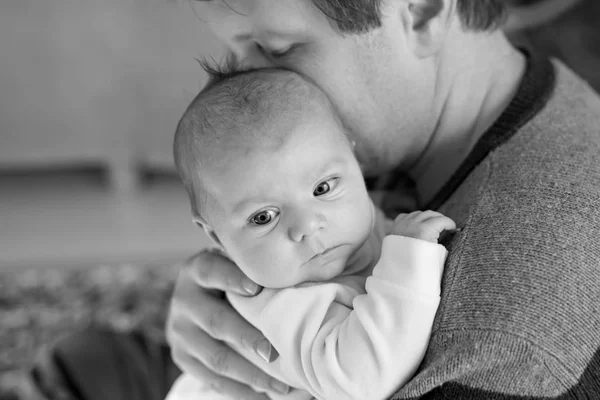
left=308, top=159, right=346, bottom=182
left=231, top=197, right=268, bottom=216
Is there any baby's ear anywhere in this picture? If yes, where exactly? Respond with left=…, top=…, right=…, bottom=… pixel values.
left=193, top=216, right=223, bottom=248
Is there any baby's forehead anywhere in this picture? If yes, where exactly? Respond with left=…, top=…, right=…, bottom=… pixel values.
left=183, top=68, right=350, bottom=209
left=205, top=95, right=339, bottom=156
left=204, top=120, right=350, bottom=185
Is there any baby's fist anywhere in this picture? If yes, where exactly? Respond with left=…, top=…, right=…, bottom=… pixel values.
left=392, top=210, right=456, bottom=243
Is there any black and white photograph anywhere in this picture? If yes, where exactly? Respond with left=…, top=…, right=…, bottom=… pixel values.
left=1, top=1, right=599, bottom=399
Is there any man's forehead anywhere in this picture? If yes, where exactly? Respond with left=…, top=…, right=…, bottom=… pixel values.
left=193, top=0, right=319, bottom=32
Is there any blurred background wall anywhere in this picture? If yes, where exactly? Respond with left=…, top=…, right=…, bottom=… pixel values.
left=0, top=0, right=599, bottom=270
left=0, top=0, right=224, bottom=268
left=506, top=0, right=600, bottom=92
left=1, top=0, right=600, bottom=384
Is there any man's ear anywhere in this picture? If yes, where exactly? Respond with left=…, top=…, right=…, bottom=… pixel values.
left=402, top=0, right=454, bottom=58
left=193, top=216, right=223, bottom=248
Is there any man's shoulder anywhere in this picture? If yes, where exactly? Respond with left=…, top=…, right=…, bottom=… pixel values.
left=431, top=77, right=600, bottom=390
left=393, top=57, right=600, bottom=400
left=523, top=58, right=600, bottom=149
left=448, top=58, right=600, bottom=227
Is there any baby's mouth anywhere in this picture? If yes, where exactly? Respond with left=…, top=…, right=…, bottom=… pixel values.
left=303, top=245, right=342, bottom=266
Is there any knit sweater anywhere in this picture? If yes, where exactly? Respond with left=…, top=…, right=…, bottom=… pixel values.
left=385, top=51, right=600, bottom=398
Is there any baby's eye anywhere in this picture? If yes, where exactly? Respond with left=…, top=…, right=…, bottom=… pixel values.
left=313, top=177, right=340, bottom=197
left=249, top=209, right=279, bottom=226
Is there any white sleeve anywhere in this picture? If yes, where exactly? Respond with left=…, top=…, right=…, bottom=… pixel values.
left=258, top=236, right=447, bottom=400
left=165, top=372, right=313, bottom=400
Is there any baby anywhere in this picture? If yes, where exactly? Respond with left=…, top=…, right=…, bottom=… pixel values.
left=168, top=68, right=455, bottom=400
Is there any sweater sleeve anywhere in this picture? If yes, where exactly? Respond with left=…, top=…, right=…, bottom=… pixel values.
left=393, top=330, right=570, bottom=399
left=258, top=236, right=447, bottom=400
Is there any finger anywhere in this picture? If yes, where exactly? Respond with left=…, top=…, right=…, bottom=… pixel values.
left=421, top=215, right=457, bottom=232
left=171, top=284, right=263, bottom=349
left=171, top=326, right=289, bottom=395
left=168, top=290, right=281, bottom=368
left=393, top=211, right=434, bottom=224
left=410, top=210, right=446, bottom=223
left=171, top=350, right=272, bottom=400
left=185, top=249, right=262, bottom=296
left=167, top=281, right=279, bottom=362
left=393, top=212, right=412, bottom=220
left=165, top=264, right=216, bottom=345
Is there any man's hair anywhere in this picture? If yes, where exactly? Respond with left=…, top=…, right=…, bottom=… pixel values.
left=174, top=68, right=330, bottom=218
left=198, top=0, right=506, bottom=33
left=310, top=0, right=506, bottom=32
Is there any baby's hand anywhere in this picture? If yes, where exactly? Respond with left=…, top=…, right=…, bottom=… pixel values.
left=392, top=210, right=456, bottom=243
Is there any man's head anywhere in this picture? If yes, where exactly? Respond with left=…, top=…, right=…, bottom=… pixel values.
left=174, top=69, right=374, bottom=288
left=279, top=0, right=506, bottom=33
left=192, top=0, right=508, bottom=175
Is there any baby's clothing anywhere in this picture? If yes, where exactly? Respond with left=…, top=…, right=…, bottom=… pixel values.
left=167, top=208, right=448, bottom=400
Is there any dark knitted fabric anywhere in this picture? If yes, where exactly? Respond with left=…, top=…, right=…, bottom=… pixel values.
left=387, top=52, right=600, bottom=398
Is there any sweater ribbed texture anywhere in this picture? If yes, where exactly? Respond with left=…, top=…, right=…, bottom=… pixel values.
left=385, top=52, right=600, bottom=399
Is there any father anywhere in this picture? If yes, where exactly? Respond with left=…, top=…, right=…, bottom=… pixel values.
left=166, top=0, right=600, bottom=398
left=21, top=1, right=600, bottom=400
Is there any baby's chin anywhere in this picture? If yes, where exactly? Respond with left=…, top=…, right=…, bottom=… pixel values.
left=302, top=258, right=350, bottom=283
left=254, top=257, right=350, bottom=289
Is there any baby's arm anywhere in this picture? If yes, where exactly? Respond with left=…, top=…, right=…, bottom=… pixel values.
left=256, top=211, right=455, bottom=400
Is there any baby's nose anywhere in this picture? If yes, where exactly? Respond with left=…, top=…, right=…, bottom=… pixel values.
left=288, top=210, right=327, bottom=243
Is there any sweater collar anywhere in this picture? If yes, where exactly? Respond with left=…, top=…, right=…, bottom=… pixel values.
left=425, top=49, right=556, bottom=210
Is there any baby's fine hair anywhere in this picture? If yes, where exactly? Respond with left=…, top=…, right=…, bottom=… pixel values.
left=173, top=67, right=334, bottom=218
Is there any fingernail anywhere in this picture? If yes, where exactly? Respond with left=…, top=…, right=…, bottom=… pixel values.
left=256, top=339, right=272, bottom=363
left=242, top=278, right=259, bottom=295
left=270, top=379, right=289, bottom=394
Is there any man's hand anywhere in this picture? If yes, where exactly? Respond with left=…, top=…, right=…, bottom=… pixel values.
left=392, top=211, right=456, bottom=243
left=166, top=249, right=290, bottom=399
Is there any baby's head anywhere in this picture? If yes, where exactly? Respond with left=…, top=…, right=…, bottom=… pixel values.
left=174, top=69, right=374, bottom=288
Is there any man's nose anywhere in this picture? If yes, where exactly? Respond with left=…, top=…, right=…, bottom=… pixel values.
left=227, top=42, right=276, bottom=70
left=288, top=208, right=328, bottom=243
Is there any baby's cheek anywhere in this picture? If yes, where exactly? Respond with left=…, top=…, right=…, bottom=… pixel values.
left=238, top=240, right=297, bottom=287
left=219, top=236, right=264, bottom=279
left=236, top=243, right=271, bottom=275
left=355, top=194, right=376, bottom=230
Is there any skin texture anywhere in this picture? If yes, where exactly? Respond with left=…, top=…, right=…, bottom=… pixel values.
left=166, top=1, right=527, bottom=398
left=191, top=0, right=437, bottom=176
left=197, top=111, right=375, bottom=289
left=176, top=81, right=456, bottom=398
